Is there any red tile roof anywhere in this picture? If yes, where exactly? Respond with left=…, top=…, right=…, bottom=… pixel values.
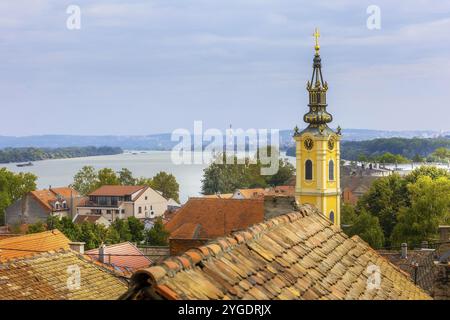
left=0, top=230, right=71, bottom=262
left=0, top=249, right=128, bottom=300
left=121, top=205, right=431, bottom=300
left=166, top=198, right=264, bottom=240
left=85, top=242, right=152, bottom=271
left=88, top=185, right=147, bottom=197
left=30, top=187, right=79, bottom=211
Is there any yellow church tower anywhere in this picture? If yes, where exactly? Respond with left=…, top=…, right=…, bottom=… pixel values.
left=294, top=28, right=342, bottom=226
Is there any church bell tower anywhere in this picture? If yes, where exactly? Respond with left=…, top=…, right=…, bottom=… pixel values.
left=294, top=28, right=341, bottom=226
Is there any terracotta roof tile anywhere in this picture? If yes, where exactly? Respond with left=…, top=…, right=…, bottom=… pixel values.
left=88, top=185, right=146, bottom=197
left=30, top=187, right=79, bottom=211
left=166, top=198, right=264, bottom=240
left=122, top=204, right=431, bottom=300
left=0, top=249, right=128, bottom=300
left=0, top=230, right=70, bottom=262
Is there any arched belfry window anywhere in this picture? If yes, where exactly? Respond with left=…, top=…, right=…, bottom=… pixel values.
left=329, top=211, right=335, bottom=223
left=305, top=160, right=313, bottom=180
left=329, top=160, right=334, bottom=181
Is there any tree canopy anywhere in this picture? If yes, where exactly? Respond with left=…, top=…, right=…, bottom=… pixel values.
left=0, top=168, right=37, bottom=225
left=343, top=166, right=450, bottom=248
left=201, top=148, right=295, bottom=195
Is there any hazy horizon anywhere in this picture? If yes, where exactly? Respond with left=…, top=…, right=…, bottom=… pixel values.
left=2, top=1, right=450, bottom=135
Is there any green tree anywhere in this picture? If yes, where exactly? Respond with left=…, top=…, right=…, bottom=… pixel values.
left=110, top=218, right=132, bottom=242
left=346, top=210, right=385, bottom=249
left=149, top=171, right=180, bottom=202
left=341, top=203, right=357, bottom=226
left=27, top=221, right=46, bottom=234
left=431, top=147, right=450, bottom=161
left=118, top=168, right=136, bottom=185
left=0, top=168, right=37, bottom=225
left=47, top=216, right=81, bottom=241
left=97, top=168, right=119, bottom=186
left=201, top=148, right=295, bottom=195
left=79, top=222, right=105, bottom=250
left=376, top=152, right=409, bottom=164
left=405, top=166, right=450, bottom=184
left=356, top=174, right=407, bottom=243
left=72, top=166, right=98, bottom=195
left=145, top=217, right=170, bottom=246
left=267, top=158, right=295, bottom=186
left=127, top=216, right=145, bottom=243
left=390, top=176, right=450, bottom=246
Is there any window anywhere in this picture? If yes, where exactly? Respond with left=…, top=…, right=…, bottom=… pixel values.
left=329, top=160, right=335, bottom=181
left=62, top=201, right=67, bottom=209
left=145, top=196, right=148, bottom=200
left=305, top=160, right=313, bottom=180
left=329, top=211, right=335, bottom=223
left=121, top=209, right=125, bottom=214
left=138, top=207, right=142, bottom=214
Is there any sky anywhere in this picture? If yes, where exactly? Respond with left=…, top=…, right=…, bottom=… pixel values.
left=1, top=0, right=450, bottom=136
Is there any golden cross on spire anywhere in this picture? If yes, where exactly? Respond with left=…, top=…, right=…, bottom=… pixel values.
left=313, top=27, right=320, bottom=54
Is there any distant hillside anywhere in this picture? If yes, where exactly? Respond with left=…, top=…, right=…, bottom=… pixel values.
left=285, top=137, right=450, bottom=160
left=0, top=129, right=448, bottom=151
left=0, top=146, right=123, bottom=164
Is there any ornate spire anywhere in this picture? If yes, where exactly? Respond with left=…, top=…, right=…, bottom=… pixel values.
left=303, top=28, right=333, bottom=129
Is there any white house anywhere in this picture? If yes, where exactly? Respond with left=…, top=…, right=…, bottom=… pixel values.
left=76, top=185, right=168, bottom=222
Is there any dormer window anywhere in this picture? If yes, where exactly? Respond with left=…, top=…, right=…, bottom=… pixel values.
left=62, top=201, right=67, bottom=209
left=54, top=201, right=60, bottom=210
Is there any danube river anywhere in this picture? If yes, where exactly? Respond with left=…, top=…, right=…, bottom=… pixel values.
left=1, top=151, right=295, bottom=203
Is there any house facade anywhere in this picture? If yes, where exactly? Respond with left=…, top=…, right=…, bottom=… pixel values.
left=76, top=185, right=168, bottom=222
left=5, top=187, right=80, bottom=226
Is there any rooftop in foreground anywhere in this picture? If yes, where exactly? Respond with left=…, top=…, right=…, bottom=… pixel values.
left=121, top=205, right=430, bottom=300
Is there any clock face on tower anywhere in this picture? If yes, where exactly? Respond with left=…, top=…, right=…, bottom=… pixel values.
left=304, top=138, right=314, bottom=150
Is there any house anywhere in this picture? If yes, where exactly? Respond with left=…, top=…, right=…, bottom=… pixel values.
left=72, top=214, right=111, bottom=227
left=85, top=242, right=152, bottom=272
left=120, top=204, right=430, bottom=300
left=0, top=229, right=71, bottom=262
left=0, top=249, right=128, bottom=300
left=76, top=185, right=168, bottom=222
left=341, top=175, right=379, bottom=205
left=5, top=187, right=80, bottom=226
left=166, top=198, right=265, bottom=255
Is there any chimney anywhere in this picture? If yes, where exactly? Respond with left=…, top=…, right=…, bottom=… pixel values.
left=401, top=243, right=408, bottom=259
left=99, top=244, right=107, bottom=263
left=69, top=242, right=85, bottom=254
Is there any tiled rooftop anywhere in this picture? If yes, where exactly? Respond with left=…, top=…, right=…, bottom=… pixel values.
left=88, top=185, right=146, bottom=197
left=0, top=249, right=128, bottom=300
left=0, top=230, right=71, bottom=262
left=122, top=205, right=431, bottom=300
left=166, top=198, right=264, bottom=240
left=85, top=242, right=152, bottom=271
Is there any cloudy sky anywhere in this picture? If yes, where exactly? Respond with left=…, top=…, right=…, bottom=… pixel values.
left=1, top=0, right=450, bottom=136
